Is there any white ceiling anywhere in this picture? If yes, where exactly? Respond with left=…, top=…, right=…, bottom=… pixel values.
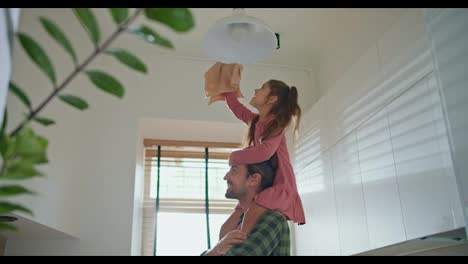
left=21, top=8, right=410, bottom=71
left=148, top=8, right=409, bottom=70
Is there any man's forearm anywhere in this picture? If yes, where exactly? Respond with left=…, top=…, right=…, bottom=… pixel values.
left=202, top=249, right=220, bottom=256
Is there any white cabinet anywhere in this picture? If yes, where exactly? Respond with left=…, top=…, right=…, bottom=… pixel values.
left=386, top=76, right=456, bottom=240
left=427, top=76, right=465, bottom=228
left=331, top=133, right=370, bottom=255
left=424, top=8, right=468, bottom=229
left=295, top=98, right=340, bottom=256
left=294, top=55, right=463, bottom=255
left=356, top=110, right=406, bottom=249
left=295, top=152, right=341, bottom=256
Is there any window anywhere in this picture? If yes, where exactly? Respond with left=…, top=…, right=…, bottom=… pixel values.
left=142, top=140, right=241, bottom=256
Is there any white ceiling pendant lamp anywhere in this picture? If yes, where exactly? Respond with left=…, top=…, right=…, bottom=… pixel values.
left=203, top=8, right=277, bottom=65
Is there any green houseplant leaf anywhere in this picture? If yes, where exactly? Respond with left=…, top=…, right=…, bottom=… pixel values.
left=85, top=70, right=125, bottom=98
left=0, top=185, right=35, bottom=196
left=144, top=8, right=194, bottom=32
left=40, top=17, right=77, bottom=64
left=2, top=8, right=197, bottom=234
left=9, top=82, right=32, bottom=110
left=15, top=127, right=48, bottom=158
left=0, top=111, right=8, bottom=156
left=32, top=116, right=56, bottom=127
left=129, top=25, right=173, bottom=49
left=0, top=223, right=18, bottom=232
left=17, top=32, right=56, bottom=84
left=106, top=48, right=147, bottom=73
left=2, top=160, right=43, bottom=180
left=109, top=8, right=129, bottom=24
left=0, top=202, right=33, bottom=215
left=59, top=95, right=89, bottom=110
left=73, top=8, right=100, bottom=46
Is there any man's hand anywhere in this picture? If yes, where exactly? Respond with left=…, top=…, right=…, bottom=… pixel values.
left=205, top=230, right=247, bottom=256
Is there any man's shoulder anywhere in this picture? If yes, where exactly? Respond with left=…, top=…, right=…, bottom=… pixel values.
left=256, top=210, right=290, bottom=240
left=262, top=210, right=288, bottom=225
left=264, top=210, right=286, bottom=218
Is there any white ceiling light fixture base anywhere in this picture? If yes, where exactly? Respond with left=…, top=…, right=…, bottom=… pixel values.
left=203, top=8, right=277, bottom=65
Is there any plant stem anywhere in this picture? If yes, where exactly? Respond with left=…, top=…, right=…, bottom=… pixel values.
left=9, top=8, right=143, bottom=137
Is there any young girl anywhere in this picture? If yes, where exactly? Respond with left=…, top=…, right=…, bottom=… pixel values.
left=219, top=79, right=305, bottom=238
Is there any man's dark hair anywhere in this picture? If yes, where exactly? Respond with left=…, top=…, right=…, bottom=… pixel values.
left=247, top=153, right=278, bottom=192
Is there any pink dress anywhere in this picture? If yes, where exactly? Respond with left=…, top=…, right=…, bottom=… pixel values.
left=225, top=92, right=306, bottom=225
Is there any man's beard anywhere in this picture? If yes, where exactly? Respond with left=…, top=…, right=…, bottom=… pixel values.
left=225, top=190, right=237, bottom=199
left=225, top=185, right=244, bottom=199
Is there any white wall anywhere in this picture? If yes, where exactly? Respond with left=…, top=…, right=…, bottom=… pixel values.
left=294, top=9, right=464, bottom=256
left=5, top=8, right=314, bottom=255
left=424, top=8, right=468, bottom=237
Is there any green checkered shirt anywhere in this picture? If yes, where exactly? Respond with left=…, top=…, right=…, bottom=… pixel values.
left=224, top=210, right=291, bottom=256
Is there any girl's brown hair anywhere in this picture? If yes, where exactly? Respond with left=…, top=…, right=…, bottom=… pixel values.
left=246, top=80, right=301, bottom=146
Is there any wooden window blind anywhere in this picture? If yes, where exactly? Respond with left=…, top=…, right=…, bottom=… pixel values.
left=141, top=139, right=241, bottom=256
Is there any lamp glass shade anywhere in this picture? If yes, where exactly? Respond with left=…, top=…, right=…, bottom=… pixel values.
left=203, top=14, right=276, bottom=64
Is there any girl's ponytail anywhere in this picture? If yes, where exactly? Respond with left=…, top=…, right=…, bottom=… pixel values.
left=288, top=86, right=301, bottom=140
